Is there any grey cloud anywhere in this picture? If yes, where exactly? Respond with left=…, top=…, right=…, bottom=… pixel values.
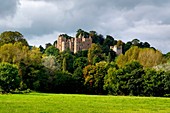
left=0, top=0, right=20, bottom=17
left=1, top=0, right=170, bottom=53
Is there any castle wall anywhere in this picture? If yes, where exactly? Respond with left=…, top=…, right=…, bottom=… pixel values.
left=57, top=35, right=92, bottom=53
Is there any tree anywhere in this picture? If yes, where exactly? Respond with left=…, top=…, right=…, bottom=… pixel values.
left=76, top=29, right=89, bottom=38
left=83, top=61, right=110, bottom=94
left=0, top=62, right=20, bottom=93
left=48, top=71, right=74, bottom=93
left=45, top=46, right=59, bottom=56
left=103, top=35, right=115, bottom=46
left=73, top=57, right=88, bottom=69
left=18, top=46, right=43, bottom=90
left=0, top=31, right=28, bottom=46
left=132, top=39, right=140, bottom=46
left=104, top=61, right=144, bottom=96
left=62, top=57, right=67, bottom=72
left=123, top=41, right=132, bottom=53
left=116, top=46, right=140, bottom=67
left=63, top=51, right=75, bottom=73
left=42, top=55, right=61, bottom=74
left=104, top=67, right=119, bottom=95
left=122, top=61, right=144, bottom=96
left=116, top=46, right=163, bottom=68
left=138, top=48, right=163, bottom=67
left=106, top=50, right=116, bottom=62
left=164, top=52, right=170, bottom=62
left=75, top=50, right=88, bottom=58
left=45, top=43, right=52, bottom=49
left=88, top=43, right=103, bottom=64
left=72, top=67, right=85, bottom=93
left=142, top=42, right=150, bottom=48
left=0, top=42, right=30, bottom=65
left=102, top=35, right=116, bottom=56
left=39, top=45, right=45, bottom=53
left=89, top=31, right=104, bottom=45
left=93, top=61, right=109, bottom=94
left=143, top=69, right=166, bottom=96
left=83, top=64, right=96, bottom=94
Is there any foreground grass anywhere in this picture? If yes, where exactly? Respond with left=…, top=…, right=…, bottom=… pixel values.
left=0, top=93, right=170, bottom=113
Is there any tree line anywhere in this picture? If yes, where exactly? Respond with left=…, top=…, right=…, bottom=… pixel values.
left=0, top=30, right=170, bottom=97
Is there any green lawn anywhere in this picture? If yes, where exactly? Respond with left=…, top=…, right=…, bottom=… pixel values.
left=0, top=93, right=170, bottom=113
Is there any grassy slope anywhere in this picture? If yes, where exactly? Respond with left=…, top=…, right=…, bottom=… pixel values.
left=0, top=93, right=170, bottom=113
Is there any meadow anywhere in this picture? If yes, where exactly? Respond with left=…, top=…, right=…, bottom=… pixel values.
left=0, top=93, right=170, bottom=113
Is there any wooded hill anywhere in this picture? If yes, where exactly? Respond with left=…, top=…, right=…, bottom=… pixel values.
left=0, top=29, right=170, bottom=97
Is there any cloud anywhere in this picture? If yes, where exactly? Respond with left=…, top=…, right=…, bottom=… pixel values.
left=0, top=0, right=20, bottom=17
left=0, top=0, right=170, bottom=53
left=27, top=31, right=62, bottom=47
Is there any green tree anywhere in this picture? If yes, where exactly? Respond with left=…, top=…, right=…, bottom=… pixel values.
left=62, top=57, right=67, bottom=72
left=75, top=50, right=88, bottom=58
left=18, top=47, right=43, bottom=90
left=104, top=61, right=144, bottom=96
left=143, top=69, right=167, bottom=96
left=50, top=71, right=74, bottom=93
left=73, top=57, right=88, bottom=69
left=0, top=31, right=28, bottom=46
left=163, top=71, right=170, bottom=96
left=83, top=64, right=96, bottom=94
left=72, top=67, right=85, bottom=93
left=88, top=43, right=103, bottom=64
left=39, top=45, right=45, bottom=53
left=102, top=35, right=116, bottom=55
left=122, top=61, right=144, bottom=96
left=0, top=62, right=20, bottom=93
left=45, top=46, right=59, bottom=56
left=103, top=35, right=115, bottom=46
left=45, top=43, right=52, bottom=49
left=104, top=67, right=119, bottom=95
left=123, top=41, right=132, bottom=53
left=76, top=29, right=89, bottom=38
left=83, top=61, right=110, bottom=94
left=62, top=50, right=75, bottom=73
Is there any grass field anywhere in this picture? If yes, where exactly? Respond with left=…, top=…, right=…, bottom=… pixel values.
left=0, top=93, right=170, bottom=113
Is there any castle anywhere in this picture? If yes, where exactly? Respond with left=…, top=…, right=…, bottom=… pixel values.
left=110, top=45, right=122, bottom=55
left=56, top=34, right=122, bottom=55
left=56, top=34, right=92, bottom=53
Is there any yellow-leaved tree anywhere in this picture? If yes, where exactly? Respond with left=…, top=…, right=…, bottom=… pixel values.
left=116, top=46, right=163, bottom=68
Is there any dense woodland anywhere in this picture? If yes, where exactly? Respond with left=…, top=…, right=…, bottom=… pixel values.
left=0, top=29, right=170, bottom=97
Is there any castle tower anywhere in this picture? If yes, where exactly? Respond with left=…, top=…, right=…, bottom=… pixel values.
left=110, top=45, right=122, bottom=55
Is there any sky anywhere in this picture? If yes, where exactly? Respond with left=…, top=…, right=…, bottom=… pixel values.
left=0, top=0, right=170, bottom=53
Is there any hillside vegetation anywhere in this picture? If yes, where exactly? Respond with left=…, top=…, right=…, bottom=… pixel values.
left=0, top=30, right=170, bottom=97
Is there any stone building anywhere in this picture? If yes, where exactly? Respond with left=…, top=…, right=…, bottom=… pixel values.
left=110, top=45, right=122, bottom=55
left=56, top=34, right=92, bottom=53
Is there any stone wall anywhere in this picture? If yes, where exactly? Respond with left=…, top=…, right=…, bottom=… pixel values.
left=56, top=35, right=92, bottom=53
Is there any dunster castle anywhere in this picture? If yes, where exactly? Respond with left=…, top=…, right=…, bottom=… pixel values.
left=57, top=34, right=92, bottom=53
left=56, top=34, right=122, bottom=55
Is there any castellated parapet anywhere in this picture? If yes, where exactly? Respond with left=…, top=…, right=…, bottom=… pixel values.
left=56, top=34, right=92, bottom=53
